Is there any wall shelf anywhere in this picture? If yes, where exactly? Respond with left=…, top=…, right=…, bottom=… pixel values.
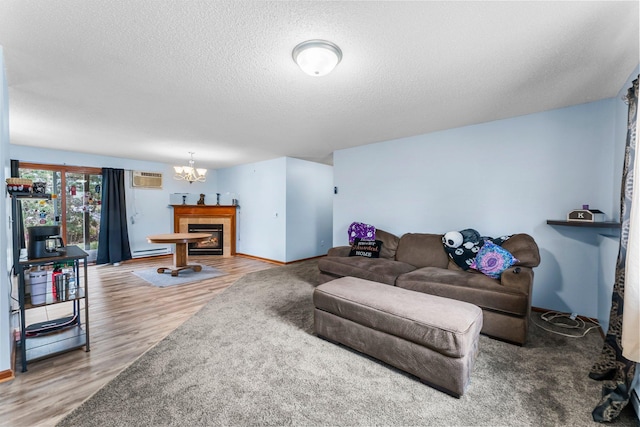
left=546, top=220, right=621, bottom=229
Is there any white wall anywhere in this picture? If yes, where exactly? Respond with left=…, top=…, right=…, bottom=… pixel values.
left=285, top=158, right=333, bottom=262
left=1, top=47, right=12, bottom=374
left=333, top=99, right=619, bottom=318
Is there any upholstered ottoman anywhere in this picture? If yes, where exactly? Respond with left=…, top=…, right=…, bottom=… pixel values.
left=313, top=276, right=483, bottom=397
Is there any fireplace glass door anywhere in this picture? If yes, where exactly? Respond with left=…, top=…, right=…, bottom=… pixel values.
left=188, top=224, right=223, bottom=255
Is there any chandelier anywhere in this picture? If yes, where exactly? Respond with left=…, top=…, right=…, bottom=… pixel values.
left=173, top=152, right=207, bottom=184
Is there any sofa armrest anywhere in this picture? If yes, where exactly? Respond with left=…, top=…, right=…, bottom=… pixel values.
left=327, top=246, right=351, bottom=257
left=499, top=266, right=534, bottom=295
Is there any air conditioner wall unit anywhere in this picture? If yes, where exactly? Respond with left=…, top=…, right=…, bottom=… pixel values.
left=132, top=171, right=162, bottom=189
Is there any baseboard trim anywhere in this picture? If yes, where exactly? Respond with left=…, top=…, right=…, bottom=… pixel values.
left=0, top=368, right=15, bottom=384
left=284, top=255, right=325, bottom=264
left=236, top=253, right=284, bottom=265
left=235, top=253, right=324, bottom=265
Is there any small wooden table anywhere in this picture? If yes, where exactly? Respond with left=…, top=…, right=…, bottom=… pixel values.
left=147, top=233, right=211, bottom=276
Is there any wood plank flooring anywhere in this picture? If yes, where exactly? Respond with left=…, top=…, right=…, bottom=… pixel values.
left=0, top=255, right=279, bottom=427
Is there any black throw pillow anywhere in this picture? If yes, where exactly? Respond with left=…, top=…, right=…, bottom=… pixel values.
left=348, top=238, right=382, bottom=258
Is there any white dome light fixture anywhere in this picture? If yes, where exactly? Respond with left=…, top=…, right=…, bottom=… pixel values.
left=292, top=39, right=342, bottom=77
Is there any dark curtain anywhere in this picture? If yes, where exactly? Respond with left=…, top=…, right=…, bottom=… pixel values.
left=10, top=159, right=19, bottom=177
left=589, top=77, right=638, bottom=422
left=96, top=168, right=132, bottom=265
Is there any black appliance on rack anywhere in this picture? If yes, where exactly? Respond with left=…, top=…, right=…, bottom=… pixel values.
left=27, top=225, right=65, bottom=259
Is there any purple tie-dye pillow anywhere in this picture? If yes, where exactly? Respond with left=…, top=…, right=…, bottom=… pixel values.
left=470, top=240, right=518, bottom=279
left=348, top=222, right=376, bottom=244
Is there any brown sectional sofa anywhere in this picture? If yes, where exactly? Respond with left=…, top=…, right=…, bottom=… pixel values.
left=317, top=230, right=541, bottom=345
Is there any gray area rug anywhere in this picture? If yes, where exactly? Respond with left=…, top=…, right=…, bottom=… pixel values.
left=132, top=265, right=226, bottom=287
left=59, top=260, right=638, bottom=426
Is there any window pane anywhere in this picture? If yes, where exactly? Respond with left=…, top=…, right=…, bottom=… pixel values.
left=65, top=172, right=102, bottom=262
left=17, top=170, right=61, bottom=245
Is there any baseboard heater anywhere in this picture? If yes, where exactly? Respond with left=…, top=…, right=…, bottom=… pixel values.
left=131, top=247, right=171, bottom=258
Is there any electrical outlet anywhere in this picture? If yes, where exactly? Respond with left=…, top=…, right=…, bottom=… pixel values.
left=570, top=312, right=578, bottom=320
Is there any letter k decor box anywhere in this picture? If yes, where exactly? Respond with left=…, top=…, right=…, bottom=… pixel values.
left=567, top=209, right=605, bottom=222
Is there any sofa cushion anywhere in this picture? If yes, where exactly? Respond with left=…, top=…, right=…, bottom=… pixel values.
left=376, top=229, right=400, bottom=259
left=501, top=233, right=540, bottom=268
left=326, top=246, right=351, bottom=257
left=470, top=240, right=518, bottom=279
left=317, top=256, right=416, bottom=286
left=349, top=238, right=382, bottom=258
left=396, top=267, right=529, bottom=316
left=395, top=233, right=449, bottom=268
left=348, top=222, right=376, bottom=244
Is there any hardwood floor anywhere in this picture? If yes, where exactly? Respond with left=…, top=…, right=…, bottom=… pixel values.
left=0, top=255, right=279, bottom=427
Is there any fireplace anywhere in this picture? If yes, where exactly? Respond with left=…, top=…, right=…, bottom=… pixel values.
left=188, top=224, right=223, bottom=255
left=173, top=205, right=237, bottom=257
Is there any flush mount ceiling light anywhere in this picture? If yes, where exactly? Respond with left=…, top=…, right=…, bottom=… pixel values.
left=292, top=39, right=342, bottom=76
left=173, top=152, right=207, bottom=184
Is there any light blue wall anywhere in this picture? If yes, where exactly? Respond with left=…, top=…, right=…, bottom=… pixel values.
left=1, top=47, right=12, bottom=373
left=8, top=145, right=334, bottom=263
left=285, top=158, right=333, bottom=262
left=217, top=157, right=288, bottom=261
left=217, top=157, right=333, bottom=263
left=8, top=144, right=219, bottom=193
left=333, top=99, right=620, bottom=317
left=7, top=145, right=220, bottom=254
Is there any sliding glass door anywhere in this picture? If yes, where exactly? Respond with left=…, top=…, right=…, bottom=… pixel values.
left=64, top=172, right=102, bottom=260
left=19, top=164, right=102, bottom=262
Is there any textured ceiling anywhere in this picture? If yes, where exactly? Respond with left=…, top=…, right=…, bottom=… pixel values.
left=0, top=1, right=638, bottom=169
